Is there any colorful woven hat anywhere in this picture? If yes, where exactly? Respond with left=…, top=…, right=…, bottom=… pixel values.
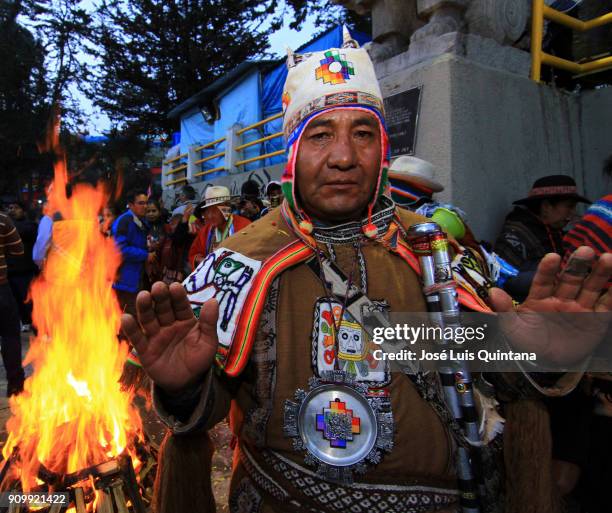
left=281, top=26, right=390, bottom=238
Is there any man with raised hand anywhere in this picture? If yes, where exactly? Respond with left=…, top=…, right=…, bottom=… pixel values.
left=121, top=29, right=611, bottom=513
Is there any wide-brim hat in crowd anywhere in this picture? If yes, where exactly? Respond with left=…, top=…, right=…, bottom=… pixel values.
left=281, top=26, right=390, bottom=238
left=513, top=175, right=591, bottom=206
left=196, top=185, right=232, bottom=214
left=388, top=156, right=444, bottom=192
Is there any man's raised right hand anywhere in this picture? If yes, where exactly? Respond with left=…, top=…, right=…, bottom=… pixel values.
left=121, top=282, right=219, bottom=392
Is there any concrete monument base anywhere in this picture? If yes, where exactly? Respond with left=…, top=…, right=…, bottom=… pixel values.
left=377, top=44, right=611, bottom=242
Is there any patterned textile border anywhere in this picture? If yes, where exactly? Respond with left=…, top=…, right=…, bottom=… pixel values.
left=284, top=91, right=384, bottom=139
left=239, top=445, right=459, bottom=513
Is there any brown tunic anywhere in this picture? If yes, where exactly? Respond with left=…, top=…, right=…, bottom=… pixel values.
left=156, top=207, right=464, bottom=512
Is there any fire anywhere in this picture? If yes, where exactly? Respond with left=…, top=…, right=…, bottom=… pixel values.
left=1, top=115, right=143, bottom=493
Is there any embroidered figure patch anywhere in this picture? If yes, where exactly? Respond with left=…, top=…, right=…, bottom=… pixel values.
left=315, top=50, right=354, bottom=85
left=183, top=248, right=262, bottom=353
left=316, top=398, right=361, bottom=448
left=312, top=298, right=389, bottom=384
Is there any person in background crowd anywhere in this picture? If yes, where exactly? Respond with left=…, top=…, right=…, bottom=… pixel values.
left=260, top=181, right=283, bottom=216
left=33, top=201, right=54, bottom=269
left=111, top=190, right=154, bottom=316
left=7, top=201, right=37, bottom=331
left=171, top=185, right=197, bottom=217
left=494, top=174, right=590, bottom=302
left=496, top=175, right=593, bottom=502
left=0, top=213, right=26, bottom=396
left=161, top=194, right=205, bottom=284
left=156, top=197, right=171, bottom=224
left=145, top=199, right=168, bottom=285
left=563, top=157, right=612, bottom=287
left=239, top=179, right=264, bottom=221
left=188, top=185, right=250, bottom=270
left=563, top=156, right=612, bottom=513
left=100, top=204, right=117, bottom=238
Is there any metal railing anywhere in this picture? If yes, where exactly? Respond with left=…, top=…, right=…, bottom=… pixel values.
left=162, top=152, right=188, bottom=186
left=162, top=112, right=285, bottom=189
left=531, top=0, right=612, bottom=82
left=192, top=136, right=226, bottom=178
left=234, top=112, right=284, bottom=168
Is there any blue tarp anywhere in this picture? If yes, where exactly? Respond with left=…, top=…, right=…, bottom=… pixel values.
left=216, top=70, right=262, bottom=174
left=177, top=25, right=371, bottom=177
left=260, top=26, right=371, bottom=166
left=180, top=108, right=214, bottom=156
left=180, top=69, right=263, bottom=180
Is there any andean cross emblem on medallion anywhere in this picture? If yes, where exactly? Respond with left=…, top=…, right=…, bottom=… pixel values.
left=315, top=50, right=355, bottom=85
left=315, top=398, right=361, bottom=448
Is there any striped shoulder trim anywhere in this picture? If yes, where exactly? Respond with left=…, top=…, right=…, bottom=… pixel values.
left=223, top=239, right=314, bottom=376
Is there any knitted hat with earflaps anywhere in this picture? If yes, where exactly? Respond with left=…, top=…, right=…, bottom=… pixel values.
left=281, top=26, right=390, bottom=239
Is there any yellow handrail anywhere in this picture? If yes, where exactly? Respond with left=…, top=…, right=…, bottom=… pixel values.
left=236, top=112, right=283, bottom=135
left=235, top=131, right=284, bottom=151
left=544, top=5, right=612, bottom=31
left=235, top=149, right=285, bottom=167
left=165, top=163, right=188, bottom=176
left=193, top=136, right=226, bottom=152
left=193, top=166, right=225, bottom=177
left=166, top=176, right=188, bottom=186
left=531, top=0, right=612, bottom=82
left=163, top=153, right=187, bottom=165
left=193, top=151, right=226, bottom=165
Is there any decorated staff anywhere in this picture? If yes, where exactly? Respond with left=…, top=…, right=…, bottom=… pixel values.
left=407, top=222, right=482, bottom=513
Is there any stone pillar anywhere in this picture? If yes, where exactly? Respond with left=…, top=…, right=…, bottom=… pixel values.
left=465, top=0, right=529, bottom=46
left=333, top=0, right=423, bottom=61
left=411, top=0, right=470, bottom=42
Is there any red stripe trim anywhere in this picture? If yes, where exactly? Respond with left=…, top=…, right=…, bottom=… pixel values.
left=582, top=214, right=611, bottom=243
left=390, top=186, right=421, bottom=201
left=457, top=288, right=492, bottom=313
left=528, top=185, right=577, bottom=197
left=223, top=240, right=313, bottom=376
left=395, top=239, right=421, bottom=275
left=572, top=224, right=607, bottom=254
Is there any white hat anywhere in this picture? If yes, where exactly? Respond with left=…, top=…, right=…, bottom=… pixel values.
left=282, top=26, right=385, bottom=140
left=200, top=185, right=231, bottom=209
left=388, top=156, right=444, bottom=193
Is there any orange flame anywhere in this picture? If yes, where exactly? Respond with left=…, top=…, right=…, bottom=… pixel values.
left=2, top=113, right=143, bottom=493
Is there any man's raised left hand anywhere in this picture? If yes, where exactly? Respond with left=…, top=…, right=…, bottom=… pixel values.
left=489, top=246, right=611, bottom=365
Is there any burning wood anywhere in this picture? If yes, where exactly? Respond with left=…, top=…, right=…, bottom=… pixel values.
left=0, top=115, right=151, bottom=512
left=1, top=451, right=147, bottom=513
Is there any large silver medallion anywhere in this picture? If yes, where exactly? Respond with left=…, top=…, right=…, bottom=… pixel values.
left=284, top=370, right=393, bottom=485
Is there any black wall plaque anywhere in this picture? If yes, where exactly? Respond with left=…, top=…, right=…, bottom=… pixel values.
left=383, top=87, right=422, bottom=157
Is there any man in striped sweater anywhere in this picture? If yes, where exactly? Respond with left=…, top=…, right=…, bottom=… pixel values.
left=563, top=156, right=612, bottom=287
left=0, top=212, right=26, bottom=396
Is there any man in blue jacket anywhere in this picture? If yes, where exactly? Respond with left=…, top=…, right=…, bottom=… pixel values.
left=112, top=190, right=154, bottom=315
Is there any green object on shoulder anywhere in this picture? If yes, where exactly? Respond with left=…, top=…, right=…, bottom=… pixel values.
left=431, top=207, right=466, bottom=240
